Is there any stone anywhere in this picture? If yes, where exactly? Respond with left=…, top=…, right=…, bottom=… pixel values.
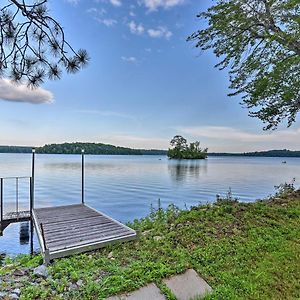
left=106, top=283, right=165, bottom=300
left=12, top=289, right=20, bottom=296
left=142, top=230, right=151, bottom=236
left=153, top=236, right=162, bottom=241
left=76, top=279, right=83, bottom=287
left=163, top=269, right=212, bottom=300
left=0, top=292, right=7, bottom=299
left=108, top=252, right=114, bottom=259
left=33, top=265, right=48, bottom=279
left=69, top=284, right=78, bottom=291
left=13, top=269, right=27, bottom=277
left=8, top=294, right=19, bottom=300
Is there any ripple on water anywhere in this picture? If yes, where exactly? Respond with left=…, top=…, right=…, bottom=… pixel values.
left=0, top=154, right=299, bottom=255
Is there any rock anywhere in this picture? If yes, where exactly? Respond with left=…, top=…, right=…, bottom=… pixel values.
left=107, top=252, right=114, bottom=259
left=0, top=292, right=7, bottom=298
left=76, top=279, right=83, bottom=287
left=142, top=230, right=151, bottom=236
left=8, top=294, right=19, bottom=300
left=13, top=269, right=27, bottom=277
left=154, top=236, right=162, bottom=241
left=12, top=289, right=21, bottom=296
left=106, top=283, right=165, bottom=300
left=69, top=284, right=78, bottom=291
left=33, top=265, right=48, bottom=279
left=163, top=269, right=212, bottom=300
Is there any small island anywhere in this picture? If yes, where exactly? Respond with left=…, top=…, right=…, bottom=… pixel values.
left=167, top=135, right=208, bottom=159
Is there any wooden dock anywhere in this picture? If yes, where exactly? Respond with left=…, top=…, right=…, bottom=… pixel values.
left=1, top=151, right=137, bottom=263
left=32, top=204, right=137, bottom=264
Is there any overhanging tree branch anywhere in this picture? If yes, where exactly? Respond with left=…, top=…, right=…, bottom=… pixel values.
left=0, top=0, right=89, bottom=87
left=188, top=0, right=300, bottom=130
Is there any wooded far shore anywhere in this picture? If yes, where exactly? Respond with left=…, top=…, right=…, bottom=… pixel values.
left=0, top=143, right=300, bottom=157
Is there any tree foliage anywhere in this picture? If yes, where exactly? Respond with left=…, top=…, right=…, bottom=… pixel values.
left=168, top=135, right=208, bottom=159
left=188, top=0, right=300, bottom=130
left=36, top=142, right=167, bottom=155
left=0, top=0, right=89, bottom=87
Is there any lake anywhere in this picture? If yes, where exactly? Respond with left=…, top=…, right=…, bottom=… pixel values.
left=0, top=153, right=299, bottom=256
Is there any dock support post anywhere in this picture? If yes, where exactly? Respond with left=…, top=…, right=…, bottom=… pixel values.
left=31, top=148, right=35, bottom=212
left=30, top=177, right=33, bottom=217
left=81, top=149, right=85, bottom=204
left=0, top=178, right=3, bottom=224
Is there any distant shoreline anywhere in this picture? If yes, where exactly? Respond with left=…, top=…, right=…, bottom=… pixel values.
left=0, top=145, right=300, bottom=157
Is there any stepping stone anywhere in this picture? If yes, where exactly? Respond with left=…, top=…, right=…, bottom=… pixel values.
left=106, top=283, right=166, bottom=300
left=163, top=269, right=212, bottom=300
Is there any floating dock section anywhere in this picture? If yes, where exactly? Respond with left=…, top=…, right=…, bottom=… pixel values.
left=32, top=204, right=136, bottom=264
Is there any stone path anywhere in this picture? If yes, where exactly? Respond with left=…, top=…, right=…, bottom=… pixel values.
left=163, top=269, right=212, bottom=300
left=106, top=283, right=165, bottom=300
left=106, top=269, right=212, bottom=300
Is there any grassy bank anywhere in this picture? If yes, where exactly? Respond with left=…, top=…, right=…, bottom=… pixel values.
left=1, top=188, right=299, bottom=300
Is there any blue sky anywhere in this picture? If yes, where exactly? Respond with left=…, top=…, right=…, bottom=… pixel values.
left=0, top=0, right=299, bottom=152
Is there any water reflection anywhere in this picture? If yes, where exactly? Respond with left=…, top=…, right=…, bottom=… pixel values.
left=19, top=222, right=29, bottom=245
left=19, top=221, right=34, bottom=254
left=168, top=160, right=207, bottom=182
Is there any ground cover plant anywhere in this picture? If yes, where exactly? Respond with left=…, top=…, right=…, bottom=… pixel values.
left=0, top=186, right=299, bottom=300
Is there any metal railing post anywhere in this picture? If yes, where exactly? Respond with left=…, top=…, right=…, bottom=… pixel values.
left=16, top=177, right=19, bottom=216
left=31, top=148, right=35, bottom=210
left=29, top=177, right=33, bottom=217
left=0, top=178, right=3, bottom=223
left=81, top=149, right=85, bottom=204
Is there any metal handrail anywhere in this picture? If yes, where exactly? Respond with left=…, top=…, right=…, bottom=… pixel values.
left=0, top=176, right=33, bottom=223
left=1, top=150, right=35, bottom=226
left=0, top=176, right=31, bottom=180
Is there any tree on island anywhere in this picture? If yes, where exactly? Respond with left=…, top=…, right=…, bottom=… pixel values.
left=188, top=0, right=300, bottom=130
left=0, top=0, right=89, bottom=87
left=167, top=135, right=208, bottom=159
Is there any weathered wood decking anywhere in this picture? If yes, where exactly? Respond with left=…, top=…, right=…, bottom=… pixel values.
left=32, top=204, right=137, bottom=264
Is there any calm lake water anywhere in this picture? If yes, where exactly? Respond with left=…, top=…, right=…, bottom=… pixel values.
left=0, top=153, right=299, bottom=256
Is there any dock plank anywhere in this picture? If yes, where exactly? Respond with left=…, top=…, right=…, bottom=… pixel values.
left=32, top=204, right=136, bottom=263
left=45, top=226, right=129, bottom=246
left=50, top=231, right=134, bottom=252
left=44, top=222, right=123, bottom=241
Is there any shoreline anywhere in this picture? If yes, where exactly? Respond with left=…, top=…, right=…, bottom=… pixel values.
left=0, top=189, right=299, bottom=299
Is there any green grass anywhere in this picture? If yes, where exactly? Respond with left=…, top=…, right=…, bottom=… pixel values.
left=1, top=189, right=299, bottom=300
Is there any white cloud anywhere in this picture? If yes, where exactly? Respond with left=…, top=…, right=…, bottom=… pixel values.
left=65, top=0, right=80, bottom=5
left=121, top=56, right=137, bottom=63
left=99, top=18, right=118, bottom=27
left=128, top=21, right=144, bottom=35
left=86, top=7, right=106, bottom=15
left=87, top=7, right=116, bottom=27
left=0, top=79, right=54, bottom=104
left=142, top=0, right=185, bottom=11
left=110, top=0, right=122, bottom=6
left=148, top=26, right=172, bottom=39
left=176, top=125, right=300, bottom=152
left=129, top=11, right=136, bottom=17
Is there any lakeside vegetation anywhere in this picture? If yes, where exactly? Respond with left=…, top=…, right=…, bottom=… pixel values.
left=209, top=149, right=300, bottom=158
left=1, top=144, right=300, bottom=158
left=1, top=185, right=299, bottom=299
left=0, top=143, right=167, bottom=155
left=36, top=143, right=167, bottom=155
left=167, top=135, right=208, bottom=159
left=0, top=146, right=32, bottom=153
